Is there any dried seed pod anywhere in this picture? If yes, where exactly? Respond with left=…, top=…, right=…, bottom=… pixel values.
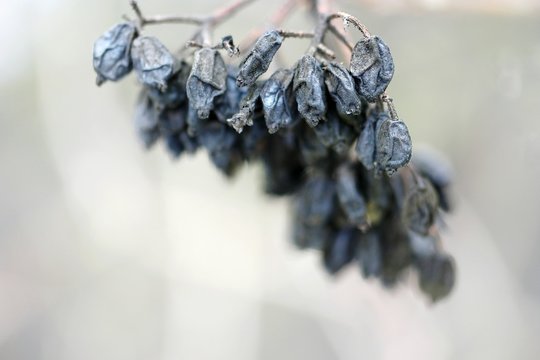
left=293, top=55, right=327, bottom=127
left=186, top=48, right=227, bottom=119
left=402, top=177, right=439, bottom=235
left=134, top=91, right=159, bottom=148
left=178, top=131, right=199, bottom=154
left=375, top=114, right=412, bottom=175
left=324, top=62, right=362, bottom=116
left=236, top=30, right=284, bottom=87
left=186, top=106, right=202, bottom=136
left=198, top=121, right=242, bottom=176
left=379, top=217, right=413, bottom=286
left=215, top=70, right=244, bottom=123
left=417, top=254, right=455, bottom=302
left=355, top=111, right=378, bottom=170
left=336, top=165, right=369, bottom=228
left=293, top=201, right=332, bottom=250
left=227, top=82, right=262, bottom=133
left=350, top=36, right=394, bottom=101
left=412, top=148, right=453, bottom=211
left=262, top=133, right=304, bottom=196
left=297, top=172, right=336, bottom=226
left=93, top=22, right=137, bottom=84
left=356, top=231, right=382, bottom=278
left=408, top=232, right=438, bottom=258
left=157, top=107, right=186, bottom=137
left=131, top=36, right=177, bottom=90
left=164, top=133, right=185, bottom=158
left=298, top=125, right=330, bottom=166
left=312, top=109, right=356, bottom=154
left=241, top=116, right=268, bottom=161
left=147, top=61, right=190, bottom=109
left=323, top=228, right=357, bottom=275
left=261, top=69, right=294, bottom=134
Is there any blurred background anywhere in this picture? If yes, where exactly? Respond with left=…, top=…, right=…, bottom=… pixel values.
left=1, top=0, right=540, bottom=358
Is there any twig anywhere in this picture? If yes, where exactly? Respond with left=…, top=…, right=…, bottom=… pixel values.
left=327, top=12, right=372, bottom=39
left=278, top=30, right=315, bottom=39
left=328, top=24, right=353, bottom=51
left=316, top=43, right=336, bottom=59
left=381, top=93, right=399, bottom=120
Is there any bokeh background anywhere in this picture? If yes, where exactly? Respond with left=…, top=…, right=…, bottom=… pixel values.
left=1, top=0, right=540, bottom=359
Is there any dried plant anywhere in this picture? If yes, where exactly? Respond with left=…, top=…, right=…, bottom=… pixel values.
left=92, top=0, right=456, bottom=302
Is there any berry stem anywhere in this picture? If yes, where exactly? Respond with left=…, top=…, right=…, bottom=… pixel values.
left=327, top=12, right=372, bottom=39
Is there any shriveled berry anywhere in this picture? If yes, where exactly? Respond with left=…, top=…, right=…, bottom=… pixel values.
left=350, top=36, right=394, bottom=101
left=131, top=36, right=177, bottom=90
left=93, top=22, right=137, bottom=85
left=236, top=30, right=284, bottom=87
left=293, top=55, right=327, bottom=127
left=186, top=48, right=227, bottom=119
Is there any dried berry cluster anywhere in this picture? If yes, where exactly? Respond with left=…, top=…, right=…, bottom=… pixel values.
left=93, top=1, right=455, bottom=302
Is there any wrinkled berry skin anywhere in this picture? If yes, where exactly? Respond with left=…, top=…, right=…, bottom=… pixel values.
left=324, top=62, right=362, bottom=116
left=402, top=178, right=439, bottom=235
left=293, top=55, right=327, bottom=127
left=336, top=165, right=369, bottom=228
left=93, top=22, right=137, bottom=84
left=417, top=254, right=455, bottom=303
left=261, top=69, right=294, bottom=134
left=198, top=121, right=242, bottom=177
left=375, top=114, right=412, bottom=175
left=355, top=111, right=377, bottom=170
left=187, top=48, right=227, bottom=119
left=356, top=231, right=382, bottom=278
left=312, top=109, right=356, bottom=155
left=356, top=111, right=411, bottom=175
left=350, top=36, right=394, bottom=102
left=237, top=30, right=284, bottom=87
left=323, top=228, right=357, bottom=275
left=131, top=36, right=177, bottom=90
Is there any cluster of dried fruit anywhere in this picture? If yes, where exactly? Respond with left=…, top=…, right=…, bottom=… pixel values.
left=93, top=4, right=455, bottom=302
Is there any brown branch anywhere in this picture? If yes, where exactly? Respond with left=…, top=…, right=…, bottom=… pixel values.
left=130, top=0, right=259, bottom=31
